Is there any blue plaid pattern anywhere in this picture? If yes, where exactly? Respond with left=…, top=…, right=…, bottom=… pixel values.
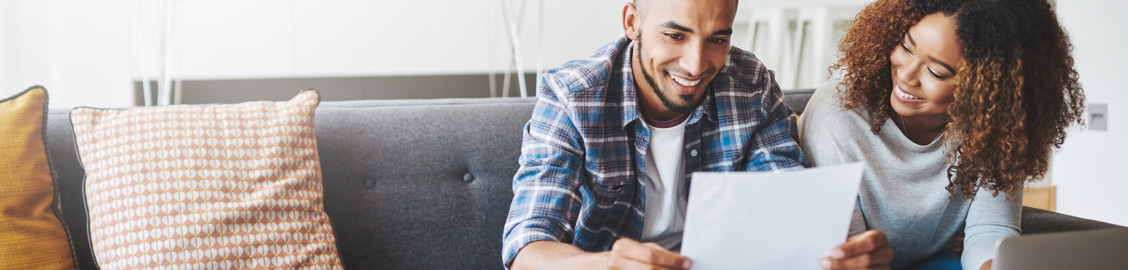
left=501, top=36, right=808, bottom=267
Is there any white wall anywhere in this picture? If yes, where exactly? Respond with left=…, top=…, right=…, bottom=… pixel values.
left=0, top=0, right=624, bottom=108
left=1052, top=0, right=1128, bottom=226
left=0, top=0, right=134, bottom=109
left=171, top=0, right=623, bottom=78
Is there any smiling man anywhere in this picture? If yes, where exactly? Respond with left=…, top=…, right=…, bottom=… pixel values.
left=502, top=0, right=861, bottom=269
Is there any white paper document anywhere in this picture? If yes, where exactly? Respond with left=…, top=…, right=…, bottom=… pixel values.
left=680, top=163, right=865, bottom=269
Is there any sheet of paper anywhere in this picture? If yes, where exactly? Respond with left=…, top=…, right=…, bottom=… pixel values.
left=680, top=163, right=865, bottom=270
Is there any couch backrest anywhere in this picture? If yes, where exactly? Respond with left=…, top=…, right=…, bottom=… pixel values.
left=38, top=90, right=857, bottom=269
left=784, top=89, right=816, bottom=115
left=44, top=109, right=93, bottom=269
left=43, top=90, right=1127, bottom=269
left=314, top=97, right=535, bottom=269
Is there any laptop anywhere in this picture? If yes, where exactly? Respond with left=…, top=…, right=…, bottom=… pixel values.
left=993, top=228, right=1128, bottom=270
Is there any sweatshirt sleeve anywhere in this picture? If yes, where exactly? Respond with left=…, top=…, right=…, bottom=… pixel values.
left=961, top=188, right=1023, bottom=269
left=799, top=78, right=868, bottom=238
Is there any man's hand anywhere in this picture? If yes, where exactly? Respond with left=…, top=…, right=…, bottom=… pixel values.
left=820, top=230, right=894, bottom=270
left=607, top=238, right=692, bottom=270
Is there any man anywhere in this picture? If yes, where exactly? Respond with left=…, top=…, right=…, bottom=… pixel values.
left=503, top=0, right=892, bottom=269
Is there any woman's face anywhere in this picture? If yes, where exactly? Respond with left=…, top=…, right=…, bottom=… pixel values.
left=889, top=12, right=965, bottom=120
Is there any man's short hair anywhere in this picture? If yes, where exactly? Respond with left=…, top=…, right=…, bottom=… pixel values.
left=633, top=0, right=739, bottom=19
left=634, top=0, right=649, bottom=18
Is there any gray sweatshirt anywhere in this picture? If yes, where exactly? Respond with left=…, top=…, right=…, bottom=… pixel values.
left=798, top=80, right=1022, bottom=269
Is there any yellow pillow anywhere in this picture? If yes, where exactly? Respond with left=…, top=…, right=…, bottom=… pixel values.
left=0, top=86, right=78, bottom=269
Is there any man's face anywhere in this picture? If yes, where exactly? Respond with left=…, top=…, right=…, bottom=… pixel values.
left=626, top=0, right=737, bottom=118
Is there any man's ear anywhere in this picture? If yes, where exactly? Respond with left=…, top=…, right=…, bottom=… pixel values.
left=623, top=2, right=640, bottom=40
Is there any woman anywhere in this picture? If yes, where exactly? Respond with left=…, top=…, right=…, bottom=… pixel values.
left=801, top=0, right=1085, bottom=269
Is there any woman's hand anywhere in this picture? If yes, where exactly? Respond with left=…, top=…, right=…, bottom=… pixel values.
left=820, top=230, right=894, bottom=270
left=980, top=259, right=993, bottom=270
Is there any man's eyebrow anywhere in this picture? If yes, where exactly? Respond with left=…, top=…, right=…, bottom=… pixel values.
left=659, top=21, right=733, bottom=36
left=660, top=21, right=693, bottom=33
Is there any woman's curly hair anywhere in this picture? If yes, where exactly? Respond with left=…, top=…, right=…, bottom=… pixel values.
left=833, top=0, right=1085, bottom=199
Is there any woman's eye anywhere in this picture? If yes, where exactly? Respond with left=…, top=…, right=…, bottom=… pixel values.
left=927, top=67, right=948, bottom=79
left=901, top=43, right=912, bottom=55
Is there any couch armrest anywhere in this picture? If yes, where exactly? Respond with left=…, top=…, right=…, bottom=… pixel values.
left=1021, top=206, right=1124, bottom=235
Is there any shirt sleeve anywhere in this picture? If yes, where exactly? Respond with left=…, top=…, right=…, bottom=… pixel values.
left=961, top=188, right=1023, bottom=270
left=501, top=75, right=587, bottom=268
left=743, top=70, right=810, bottom=172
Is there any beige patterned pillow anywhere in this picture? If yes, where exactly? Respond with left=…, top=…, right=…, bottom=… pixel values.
left=70, top=90, right=342, bottom=269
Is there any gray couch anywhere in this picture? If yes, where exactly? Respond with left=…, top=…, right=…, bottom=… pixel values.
left=44, top=90, right=1121, bottom=269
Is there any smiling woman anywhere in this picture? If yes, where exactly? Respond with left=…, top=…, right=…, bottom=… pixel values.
left=834, top=0, right=1085, bottom=202
left=799, top=0, right=1086, bottom=269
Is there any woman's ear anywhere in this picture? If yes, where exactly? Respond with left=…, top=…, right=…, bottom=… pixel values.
left=623, top=2, right=640, bottom=40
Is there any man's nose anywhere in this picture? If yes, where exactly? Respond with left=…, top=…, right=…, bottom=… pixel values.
left=680, top=42, right=708, bottom=77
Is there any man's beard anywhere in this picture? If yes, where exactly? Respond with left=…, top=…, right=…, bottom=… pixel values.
left=636, top=34, right=705, bottom=116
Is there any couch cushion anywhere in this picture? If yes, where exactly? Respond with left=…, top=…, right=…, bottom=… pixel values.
left=315, top=97, right=535, bottom=269
left=70, top=90, right=342, bottom=269
left=0, top=86, right=78, bottom=269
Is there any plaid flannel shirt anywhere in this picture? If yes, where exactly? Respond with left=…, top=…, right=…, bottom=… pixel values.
left=502, top=36, right=809, bottom=267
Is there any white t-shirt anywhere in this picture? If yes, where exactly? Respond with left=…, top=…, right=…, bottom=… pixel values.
left=639, top=115, right=689, bottom=251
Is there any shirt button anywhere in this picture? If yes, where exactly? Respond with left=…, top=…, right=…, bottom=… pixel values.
left=690, top=149, right=698, bottom=157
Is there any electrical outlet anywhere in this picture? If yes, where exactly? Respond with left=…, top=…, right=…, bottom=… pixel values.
left=1089, top=103, right=1108, bottom=131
